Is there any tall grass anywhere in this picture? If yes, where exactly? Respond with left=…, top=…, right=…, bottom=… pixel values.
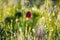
left=0, top=0, right=60, bottom=40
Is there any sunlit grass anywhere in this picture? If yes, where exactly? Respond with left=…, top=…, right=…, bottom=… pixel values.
left=0, top=0, right=60, bottom=40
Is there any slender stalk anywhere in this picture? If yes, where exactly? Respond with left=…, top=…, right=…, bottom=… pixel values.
left=11, top=20, right=13, bottom=40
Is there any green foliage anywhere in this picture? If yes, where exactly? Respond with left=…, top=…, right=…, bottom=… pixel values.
left=0, top=0, right=60, bottom=40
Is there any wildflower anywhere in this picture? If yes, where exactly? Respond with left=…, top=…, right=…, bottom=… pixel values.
left=32, top=28, right=35, bottom=33
left=26, top=11, right=31, bottom=19
left=15, top=18, right=19, bottom=22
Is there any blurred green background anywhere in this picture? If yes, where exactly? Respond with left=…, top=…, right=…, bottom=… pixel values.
left=0, top=0, right=60, bottom=40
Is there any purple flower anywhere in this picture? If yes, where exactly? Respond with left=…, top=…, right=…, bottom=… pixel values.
left=26, top=11, right=31, bottom=18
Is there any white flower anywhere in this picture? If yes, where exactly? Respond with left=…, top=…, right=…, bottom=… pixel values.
left=14, top=33, right=16, bottom=37
left=32, top=28, right=35, bottom=33
left=16, top=18, right=19, bottom=22
left=19, top=28, right=22, bottom=32
left=26, top=18, right=29, bottom=21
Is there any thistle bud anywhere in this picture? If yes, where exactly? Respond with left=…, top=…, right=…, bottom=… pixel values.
left=26, top=11, right=31, bottom=18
